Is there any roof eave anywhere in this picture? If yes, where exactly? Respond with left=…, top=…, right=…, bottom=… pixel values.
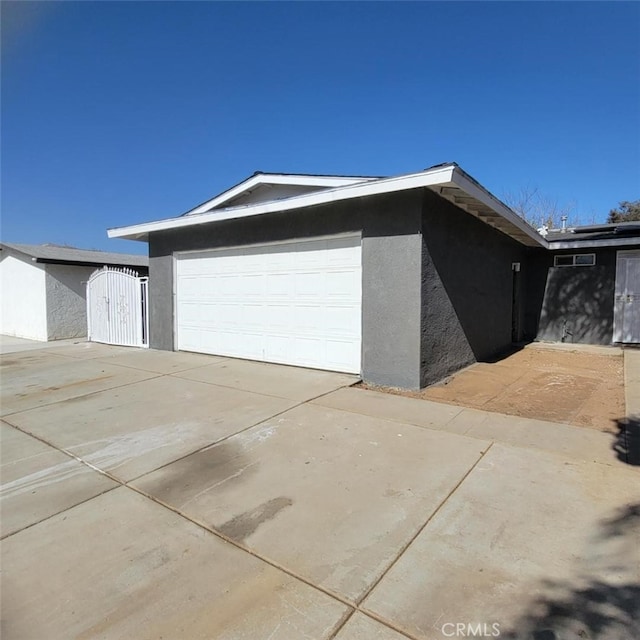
left=107, top=164, right=548, bottom=248
left=548, top=237, right=640, bottom=250
left=108, top=165, right=457, bottom=241
left=442, top=167, right=547, bottom=248
left=32, top=257, right=148, bottom=268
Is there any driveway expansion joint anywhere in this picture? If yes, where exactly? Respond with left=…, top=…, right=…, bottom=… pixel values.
left=354, top=442, right=495, bottom=609
left=0, top=372, right=166, bottom=418
left=5, top=343, right=636, bottom=640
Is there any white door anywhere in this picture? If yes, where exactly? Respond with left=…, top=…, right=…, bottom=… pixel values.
left=614, top=250, right=640, bottom=343
left=175, top=235, right=362, bottom=373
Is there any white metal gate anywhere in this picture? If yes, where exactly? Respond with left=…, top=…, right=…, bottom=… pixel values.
left=87, top=267, right=149, bottom=347
left=614, top=250, right=640, bottom=344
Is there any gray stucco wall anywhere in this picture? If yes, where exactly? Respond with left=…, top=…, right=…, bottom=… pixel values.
left=419, top=190, right=528, bottom=386
left=45, top=264, right=95, bottom=340
left=148, top=188, right=532, bottom=389
left=149, top=190, right=426, bottom=388
left=361, top=198, right=423, bottom=389
left=526, top=247, right=639, bottom=345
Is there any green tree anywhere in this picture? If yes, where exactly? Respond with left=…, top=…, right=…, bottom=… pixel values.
left=607, top=200, right=640, bottom=223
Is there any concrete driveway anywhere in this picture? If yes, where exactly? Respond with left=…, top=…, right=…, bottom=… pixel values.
left=1, top=340, right=638, bottom=639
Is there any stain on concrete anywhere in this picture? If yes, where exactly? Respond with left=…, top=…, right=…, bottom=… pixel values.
left=46, top=374, right=113, bottom=392
left=218, top=497, right=293, bottom=541
left=134, top=439, right=261, bottom=508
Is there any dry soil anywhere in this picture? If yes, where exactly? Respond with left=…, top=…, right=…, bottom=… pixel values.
left=362, top=344, right=625, bottom=433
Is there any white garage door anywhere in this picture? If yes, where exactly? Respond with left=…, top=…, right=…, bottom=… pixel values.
left=175, top=234, right=362, bottom=373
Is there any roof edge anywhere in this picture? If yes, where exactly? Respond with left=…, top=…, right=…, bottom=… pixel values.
left=108, top=165, right=458, bottom=241
left=183, top=172, right=381, bottom=216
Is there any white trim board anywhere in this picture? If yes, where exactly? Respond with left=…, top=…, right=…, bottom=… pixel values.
left=185, top=173, right=378, bottom=215
left=107, top=165, right=547, bottom=248
left=173, top=231, right=362, bottom=257
left=549, top=238, right=640, bottom=250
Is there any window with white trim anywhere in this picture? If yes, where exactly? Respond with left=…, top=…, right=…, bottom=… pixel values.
left=553, top=253, right=596, bottom=267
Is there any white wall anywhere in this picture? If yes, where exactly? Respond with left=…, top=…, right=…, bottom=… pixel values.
left=0, top=253, right=48, bottom=340
left=45, top=264, right=96, bottom=340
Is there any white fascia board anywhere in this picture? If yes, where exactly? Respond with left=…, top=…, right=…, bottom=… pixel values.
left=108, top=165, right=457, bottom=240
left=548, top=237, right=640, bottom=250
left=449, top=168, right=548, bottom=248
left=185, top=173, right=378, bottom=215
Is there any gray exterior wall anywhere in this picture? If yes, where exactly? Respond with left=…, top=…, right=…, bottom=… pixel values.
left=149, top=188, right=529, bottom=390
left=419, top=190, right=528, bottom=386
left=44, top=264, right=95, bottom=340
left=526, top=246, right=639, bottom=345
left=149, top=190, right=425, bottom=388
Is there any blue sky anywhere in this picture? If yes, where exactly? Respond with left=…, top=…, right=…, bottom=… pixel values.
left=2, top=1, right=639, bottom=255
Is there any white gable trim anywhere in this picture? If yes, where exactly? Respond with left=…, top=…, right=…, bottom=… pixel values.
left=185, top=173, right=378, bottom=215
left=109, top=166, right=455, bottom=240
left=107, top=164, right=547, bottom=248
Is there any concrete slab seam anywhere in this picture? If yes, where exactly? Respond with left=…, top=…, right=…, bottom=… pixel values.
left=1, top=418, right=129, bottom=487
left=3, top=388, right=471, bottom=640
left=1, top=417, right=360, bottom=612
left=129, top=483, right=419, bottom=640
left=311, top=395, right=465, bottom=434
left=0, top=372, right=166, bottom=418
left=353, top=442, right=494, bottom=608
left=168, top=370, right=360, bottom=402
left=315, top=397, right=626, bottom=469
left=123, top=386, right=350, bottom=484
left=91, top=356, right=231, bottom=375
left=0, top=484, right=119, bottom=541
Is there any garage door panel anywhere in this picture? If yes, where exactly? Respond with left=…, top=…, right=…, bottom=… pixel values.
left=292, top=336, right=325, bottom=363
left=324, top=306, right=360, bottom=335
left=215, top=274, right=236, bottom=297
left=239, top=274, right=264, bottom=296
left=241, top=304, right=266, bottom=331
left=179, top=327, right=202, bottom=350
left=198, top=276, right=219, bottom=298
left=178, top=301, right=202, bottom=325
left=292, top=304, right=325, bottom=334
left=294, top=271, right=324, bottom=297
left=326, top=270, right=361, bottom=299
left=326, top=339, right=359, bottom=370
left=266, top=273, right=290, bottom=297
left=176, top=235, right=361, bottom=373
left=178, top=276, right=201, bottom=297
left=264, top=334, right=290, bottom=361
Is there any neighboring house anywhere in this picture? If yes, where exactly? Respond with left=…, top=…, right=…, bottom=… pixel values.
left=0, top=243, right=148, bottom=342
left=529, top=221, right=640, bottom=346
left=108, top=163, right=640, bottom=390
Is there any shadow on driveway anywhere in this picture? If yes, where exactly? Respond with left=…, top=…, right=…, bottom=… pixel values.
left=611, top=417, right=640, bottom=466
left=503, top=502, right=640, bottom=639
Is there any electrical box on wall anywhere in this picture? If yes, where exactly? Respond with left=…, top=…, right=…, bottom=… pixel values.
left=512, top=262, right=521, bottom=272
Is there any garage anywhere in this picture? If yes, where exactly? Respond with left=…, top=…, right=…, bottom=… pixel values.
left=175, top=234, right=362, bottom=373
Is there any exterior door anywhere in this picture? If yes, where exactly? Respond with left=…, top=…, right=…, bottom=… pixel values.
left=614, top=250, right=640, bottom=343
left=175, top=234, right=362, bottom=373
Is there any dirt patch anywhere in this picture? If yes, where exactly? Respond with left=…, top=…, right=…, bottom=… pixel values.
left=360, top=345, right=625, bottom=433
